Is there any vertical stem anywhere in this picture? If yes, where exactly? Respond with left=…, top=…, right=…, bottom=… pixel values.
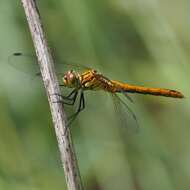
left=20, top=0, right=83, bottom=190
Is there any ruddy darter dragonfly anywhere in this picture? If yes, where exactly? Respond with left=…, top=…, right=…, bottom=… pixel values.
left=10, top=53, right=185, bottom=128
left=57, top=68, right=184, bottom=126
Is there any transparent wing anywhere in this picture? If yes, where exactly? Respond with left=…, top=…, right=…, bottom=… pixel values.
left=8, top=53, right=39, bottom=75
left=8, top=52, right=92, bottom=84
left=110, top=93, right=139, bottom=134
left=121, top=90, right=134, bottom=103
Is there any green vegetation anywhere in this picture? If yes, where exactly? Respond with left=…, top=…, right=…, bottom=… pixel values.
left=0, top=0, right=189, bottom=189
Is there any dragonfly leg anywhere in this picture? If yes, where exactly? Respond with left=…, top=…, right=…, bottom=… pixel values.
left=67, top=90, right=85, bottom=125
left=55, top=89, right=77, bottom=100
left=53, top=89, right=78, bottom=105
left=63, top=91, right=85, bottom=135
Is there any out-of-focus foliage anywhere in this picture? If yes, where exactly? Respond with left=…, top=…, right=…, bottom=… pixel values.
left=0, top=0, right=190, bottom=190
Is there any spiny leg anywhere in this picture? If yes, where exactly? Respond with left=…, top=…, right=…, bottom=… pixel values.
left=61, top=88, right=77, bottom=100
left=55, top=88, right=77, bottom=100
left=67, top=90, right=85, bottom=125
left=53, top=89, right=78, bottom=105
left=53, top=89, right=85, bottom=135
left=63, top=91, right=85, bottom=135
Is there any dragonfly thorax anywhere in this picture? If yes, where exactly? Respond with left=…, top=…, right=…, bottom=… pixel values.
left=62, top=70, right=81, bottom=89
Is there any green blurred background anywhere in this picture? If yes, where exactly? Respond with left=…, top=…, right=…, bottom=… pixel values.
left=0, top=0, right=190, bottom=190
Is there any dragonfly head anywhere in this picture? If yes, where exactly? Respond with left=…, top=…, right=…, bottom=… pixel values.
left=62, top=70, right=80, bottom=88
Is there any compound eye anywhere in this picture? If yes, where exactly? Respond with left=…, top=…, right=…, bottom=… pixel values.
left=68, top=72, right=74, bottom=81
left=63, top=75, right=67, bottom=85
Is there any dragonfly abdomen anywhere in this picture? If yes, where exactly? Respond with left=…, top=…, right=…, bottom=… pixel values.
left=111, top=80, right=184, bottom=98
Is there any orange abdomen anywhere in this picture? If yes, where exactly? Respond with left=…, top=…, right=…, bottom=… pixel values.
left=111, top=80, right=184, bottom=98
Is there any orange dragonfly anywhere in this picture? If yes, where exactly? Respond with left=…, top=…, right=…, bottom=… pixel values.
left=9, top=53, right=184, bottom=128
left=56, top=68, right=184, bottom=123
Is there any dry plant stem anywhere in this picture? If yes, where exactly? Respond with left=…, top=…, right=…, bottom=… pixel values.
left=20, top=0, right=83, bottom=190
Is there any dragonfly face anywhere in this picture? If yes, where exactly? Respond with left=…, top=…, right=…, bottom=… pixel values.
left=62, top=70, right=81, bottom=89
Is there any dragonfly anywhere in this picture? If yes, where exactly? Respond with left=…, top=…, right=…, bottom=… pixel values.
left=9, top=53, right=184, bottom=130
left=58, top=67, right=184, bottom=123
